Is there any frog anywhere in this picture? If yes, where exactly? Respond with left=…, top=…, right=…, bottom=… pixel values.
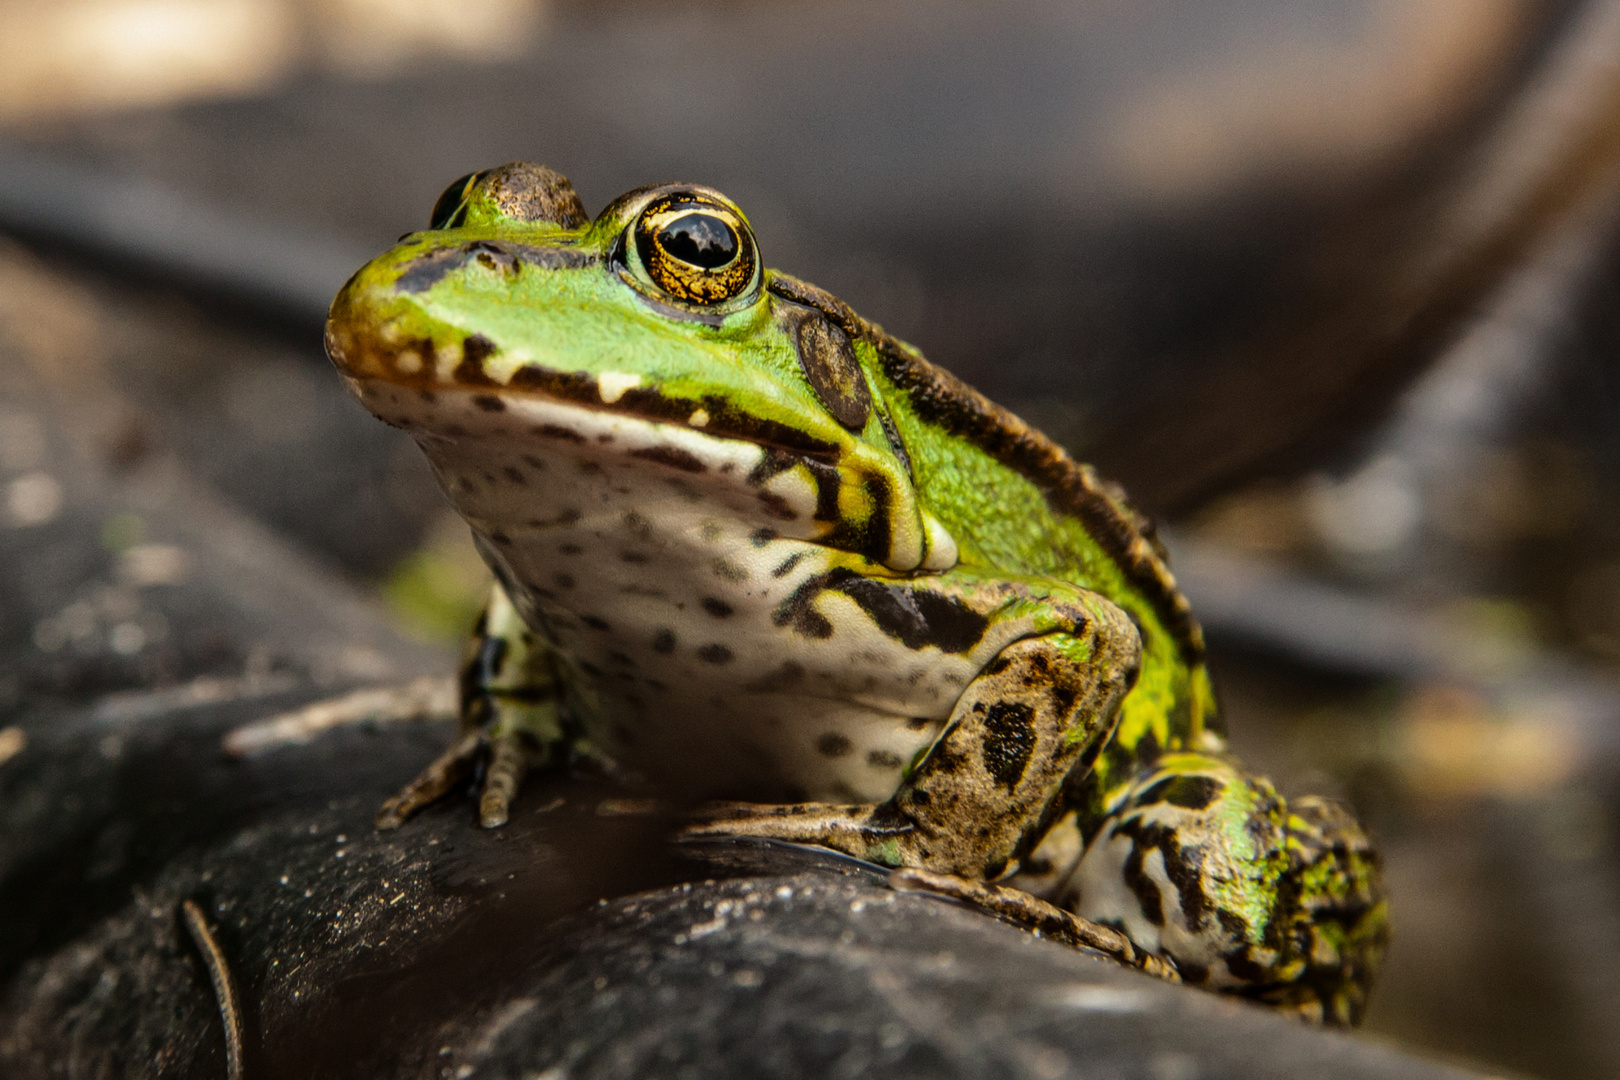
left=323, top=161, right=1387, bottom=1025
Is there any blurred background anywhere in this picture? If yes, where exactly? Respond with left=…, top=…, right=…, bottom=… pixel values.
left=4, top=0, right=1620, bottom=1076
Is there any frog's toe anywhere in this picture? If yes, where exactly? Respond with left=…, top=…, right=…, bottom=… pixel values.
left=375, top=729, right=482, bottom=830
left=477, top=731, right=538, bottom=828
left=682, top=800, right=894, bottom=861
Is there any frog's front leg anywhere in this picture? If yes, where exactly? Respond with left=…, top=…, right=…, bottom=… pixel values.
left=376, top=582, right=567, bottom=829
left=1067, top=753, right=1387, bottom=1025
left=688, top=585, right=1142, bottom=880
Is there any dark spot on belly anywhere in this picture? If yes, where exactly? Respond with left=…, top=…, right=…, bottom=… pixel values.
left=620, top=551, right=649, bottom=564
left=867, top=749, right=903, bottom=769
left=712, top=558, right=748, bottom=583
left=817, top=733, right=853, bottom=758
left=743, top=660, right=804, bottom=693
left=980, top=702, right=1035, bottom=788
left=444, top=423, right=468, bottom=437
left=621, top=511, right=653, bottom=538
left=554, top=573, right=575, bottom=589
left=597, top=434, right=614, bottom=444
left=697, top=643, right=734, bottom=664
left=559, top=543, right=583, bottom=555
left=503, top=466, right=527, bottom=485
left=577, top=460, right=603, bottom=474
left=771, top=552, right=804, bottom=578
left=701, top=598, right=734, bottom=618
left=490, top=531, right=512, bottom=546
left=473, top=394, right=506, bottom=412
left=607, top=651, right=635, bottom=667
left=581, top=615, right=610, bottom=631
left=456, top=478, right=476, bottom=494
left=417, top=389, right=437, bottom=402
left=631, top=446, right=706, bottom=473
left=652, top=629, right=677, bottom=653
left=906, top=716, right=933, bottom=731
left=532, top=424, right=585, bottom=443
left=751, top=528, right=778, bottom=547
left=520, top=454, right=549, bottom=471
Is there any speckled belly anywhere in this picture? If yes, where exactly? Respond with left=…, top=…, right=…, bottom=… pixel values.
left=355, top=379, right=996, bottom=802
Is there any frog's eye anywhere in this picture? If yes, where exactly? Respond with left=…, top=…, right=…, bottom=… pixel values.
left=628, top=193, right=759, bottom=307
left=430, top=171, right=486, bottom=230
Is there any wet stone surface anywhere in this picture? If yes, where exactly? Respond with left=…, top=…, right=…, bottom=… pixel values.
left=0, top=702, right=1491, bottom=1079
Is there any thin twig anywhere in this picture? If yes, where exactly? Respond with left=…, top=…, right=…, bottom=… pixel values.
left=180, top=898, right=245, bottom=1080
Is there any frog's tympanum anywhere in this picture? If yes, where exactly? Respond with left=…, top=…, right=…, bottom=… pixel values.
left=327, top=163, right=1386, bottom=1024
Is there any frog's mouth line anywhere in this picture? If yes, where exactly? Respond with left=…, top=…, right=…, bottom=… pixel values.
left=330, top=328, right=845, bottom=466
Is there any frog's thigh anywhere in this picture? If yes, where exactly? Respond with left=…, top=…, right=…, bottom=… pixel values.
left=1066, top=753, right=1387, bottom=1025
left=888, top=600, right=1141, bottom=879
left=688, top=590, right=1141, bottom=880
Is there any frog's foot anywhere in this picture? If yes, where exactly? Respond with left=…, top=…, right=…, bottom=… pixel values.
left=223, top=676, right=457, bottom=757
left=888, top=868, right=1179, bottom=982
left=374, top=581, right=575, bottom=830
left=1064, top=754, right=1387, bottom=1026
left=374, top=727, right=542, bottom=830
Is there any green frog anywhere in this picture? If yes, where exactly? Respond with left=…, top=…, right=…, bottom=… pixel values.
left=325, top=162, right=1386, bottom=1024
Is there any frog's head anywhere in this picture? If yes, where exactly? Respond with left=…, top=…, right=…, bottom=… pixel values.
left=328, top=162, right=955, bottom=573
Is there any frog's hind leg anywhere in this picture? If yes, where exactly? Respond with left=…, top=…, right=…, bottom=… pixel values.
left=1066, top=753, right=1387, bottom=1025
left=687, top=591, right=1142, bottom=880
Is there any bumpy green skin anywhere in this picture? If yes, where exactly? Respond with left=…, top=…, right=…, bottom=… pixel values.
left=327, top=163, right=1386, bottom=1025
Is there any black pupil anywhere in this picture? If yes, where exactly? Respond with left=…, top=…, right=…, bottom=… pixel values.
left=656, top=213, right=738, bottom=269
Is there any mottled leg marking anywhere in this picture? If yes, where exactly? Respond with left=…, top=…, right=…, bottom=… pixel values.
left=1066, top=753, right=1387, bottom=1026
left=686, top=594, right=1141, bottom=879
left=378, top=582, right=568, bottom=830
left=889, top=868, right=1179, bottom=981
